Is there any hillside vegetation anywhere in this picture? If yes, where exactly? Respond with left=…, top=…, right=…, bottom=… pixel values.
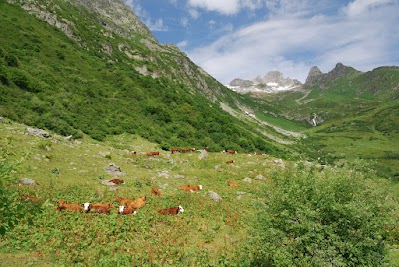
left=0, top=1, right=278, bottom=154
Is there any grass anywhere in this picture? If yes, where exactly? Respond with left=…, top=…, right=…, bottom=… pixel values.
left=1, top=120, right=399, bottom=266
left=0, top=120, right=274, bottom=266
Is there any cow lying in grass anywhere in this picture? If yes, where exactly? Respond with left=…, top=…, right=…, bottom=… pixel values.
left=56, top=199, right=83, bottom=212
left=83, top=203, right=113, bottom=214
left=158, top=205, right=184, bottom=215
left=180, top=184, right=202, bottom=192
left=228, top=181, right=238, bottom=187
left=115, top=196, right=146, bottom=209
left=150, top=187, right=162, bottom=196
left=109, top=178, right=125, bottom=184
left=118, top=206, right=137, bottom=215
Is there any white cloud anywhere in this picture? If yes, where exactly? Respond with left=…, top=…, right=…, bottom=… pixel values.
left=189, top=8, right=200, bottom=19
left=177, top=40, right=189, bottom=48
left=343, top=0, right=396, bottom=17
left=187, top=0, right=266, bottom=15
left=186, top=0, right=399, bottom=84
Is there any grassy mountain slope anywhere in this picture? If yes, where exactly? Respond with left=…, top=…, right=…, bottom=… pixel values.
left=0, top=1, right=281, bottom=154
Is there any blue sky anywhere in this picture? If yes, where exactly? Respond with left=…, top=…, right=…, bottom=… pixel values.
left=124, top=0, right=399, bottom=84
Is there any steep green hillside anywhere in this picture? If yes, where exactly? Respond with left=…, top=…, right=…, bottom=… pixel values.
left=0, top=1, right=279, bottom=153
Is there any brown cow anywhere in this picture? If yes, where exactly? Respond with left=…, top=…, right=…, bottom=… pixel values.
left=83, top=203, right=113, bottom=213
left=224, top=150, right=237, bottom=154
left=150, top=187, right=162, bottom=196
left=226, top=160, right=235, bottom=164
left=147, top=151, right=160, bottom=156
left=170, top=148, right=179, bottom=154
left=56, top=199, right=83, bottom=212
left=109, top=178, right=125, bottom=185
left=179, top=184, right=202, bottom=192
left=118, top=206, right=137, bottom=215
left=158, top=205, right=184, bottom=215
left=180, top=148, right=189, bottom=153
left=228, top=181, right=239, bottom=187
left=127, top=196, right=146, bottom=209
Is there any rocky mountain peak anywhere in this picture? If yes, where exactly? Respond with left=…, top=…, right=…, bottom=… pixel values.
left=227, top=71, right=302, bottom=94
left=304, top=63, right=361, bottom=87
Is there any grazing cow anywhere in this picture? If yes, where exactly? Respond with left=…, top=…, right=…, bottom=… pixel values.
left=255, top=152, right=262, bottom=156
left=83, top=203, right=113, bottom=213
left=147, top=151, right=160, bottom=156
left=109, top=178, right=125, bottom=185
left=179, top=184, right=202, bottom=192
left=118, top=206, right=137, bottom=215
left=158, top=205, right=184, bottom=215
left=170, top=148, right=179, bottom=154
left=189, top=148, right=196, bottom=152
left=228, top=181, right=239, bottom=187
left=150, top=187, right=162, bottom=196
left=21, top=195, right=41, bottom=203
left=224, top=150, right=237, bottom=154
left=56, top=199, right=83, bottom=212
left=226, top=160, right=235, bottom=164
left=180, top=148, right=190, bottom=153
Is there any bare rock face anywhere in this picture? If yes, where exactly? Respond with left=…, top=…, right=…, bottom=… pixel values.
left=305, top=66, right=323, bottom=86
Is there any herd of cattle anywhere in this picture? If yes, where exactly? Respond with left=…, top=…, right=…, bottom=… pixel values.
left=21, top=183, right=204, bottom=216
left=20, top=148, right=260, bottom=215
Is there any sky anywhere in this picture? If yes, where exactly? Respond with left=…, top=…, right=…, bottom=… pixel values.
left=124, top=0, right=399, bottom=84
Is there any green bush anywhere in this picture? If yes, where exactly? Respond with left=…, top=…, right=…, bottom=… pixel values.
left=254, top=166, right=391, bottom=266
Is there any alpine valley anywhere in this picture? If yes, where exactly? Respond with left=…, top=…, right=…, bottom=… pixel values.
left=1, top=0, right=399, bottom=266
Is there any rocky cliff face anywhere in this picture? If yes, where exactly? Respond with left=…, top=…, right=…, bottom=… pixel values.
left=69, top=0, right=156, bottom=41
left=227, top=71, right=302, bottom=93
left=304, top=63, right=362, bottom=87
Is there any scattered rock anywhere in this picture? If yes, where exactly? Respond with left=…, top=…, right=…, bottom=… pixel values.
left=255, top=174, right=266, bottom=180
left=198, top=149, right=208, bottom=160
left=208, top=191, right=222, bottom=203
left=158, top=171, right=169, bottom=178
left=104, top=163, right=122, bottom=176
left=26, top=127, right=51, bottom=138
left=243, top=178, right=252, bottom=183
left=274, top=159, right=285, bottom=168
left=173, top=174, right=185, bottom=179
left=19, top=178, right=38, bottom=186
left=64, top=135, right=74, bottom=142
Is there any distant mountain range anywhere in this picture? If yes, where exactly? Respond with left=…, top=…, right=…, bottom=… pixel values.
left=226, top=63, right=363, bottom=94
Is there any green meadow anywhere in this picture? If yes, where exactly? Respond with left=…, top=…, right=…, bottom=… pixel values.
left=1, top=120, right=398, bottom=266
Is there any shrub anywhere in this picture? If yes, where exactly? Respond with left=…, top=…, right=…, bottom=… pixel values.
left=254, top=166, right=391, bottom=266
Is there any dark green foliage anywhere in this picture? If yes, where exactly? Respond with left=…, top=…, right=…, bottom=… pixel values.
left=0, top=1, right=276, bottom=154
left=254, top=166, right=390, bottom=266
left=0, top=159, right=42, bottom=236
